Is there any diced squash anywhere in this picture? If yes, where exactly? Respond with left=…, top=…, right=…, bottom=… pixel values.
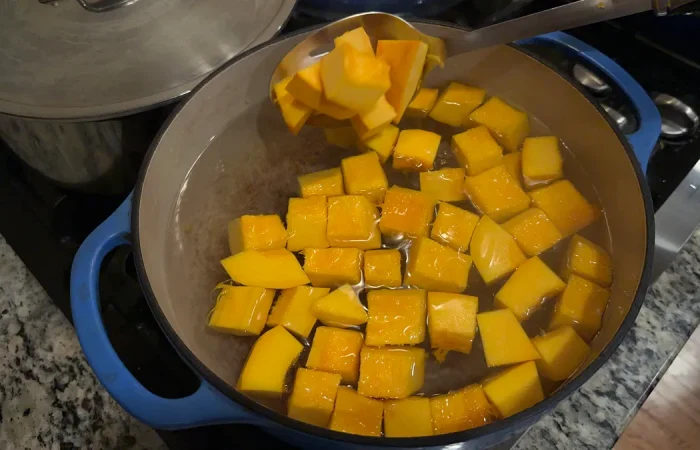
left=360, top=123, right=400, bottom=163
left=502, top=208, right=563, bottom=257
left=267, top=286, right=329, bottom=339
left=522, top=136, right=563, bottom=187
left=311, top=284, right=368, bottom=328
left=392, top=129, right=441, bottom=172
left=228, top=215, right=287, bottom=255
left=430, top=385, right=494, bottom=434
left=477, top=309, right=541, bottom=367
left=531, top=326, right=590, bottom=381
left=428, top=82, right=486, bottom=127
left=238, top=326, right=303, bottom=396
left=406, top=237, right=472, bottom=293
left=501, top=152, right=523, bottom=187
left=358, top=346, right=425, bottom=399
left=379, top=186, right=435, bottom=238
left=335, top=27, right=374, bottom=54
left=427, top=292, right=478, bottom=354
left=363, top=249, right=402, bottom=287
left=406, top=88, right=439, bottom=118
left=550, top=274, right=610, bottom=341
left=464, top=165, right=531, bottom=223
left=288, top=368, right=342, bottom=427
left=221, top=249, right=310, bottom=289
left=419, top=168, right=467, bottom=202
left=324, top=127, right=357, bottom=149
left=529, top=180, right=599, bottom=237
left=274, top=76, right=313, bottom=135
left=286, top=63, right=324, bottom=109
left=469, top=97, right=529, bottom=153
left=470, top=216, right=526, bottom=284
left=341, top=151, right=389, bottom=204
left=562, top=234, right=613, bottom=287
left=452, top=126, right=504, bottom=176
left=307, top=326, right=364, bottom=383
left=376, top=40, right=429, bottom=123
left=430, top=202, right=479, bottom=253
left=327, top=195, right=381, bottom=250
left=351, top=95, right=397, bottom=139
left=298, top=168, right=344, bottom=198
left=384, top=397, right=434, bottom=437
left=317, top=100, right=356, bottom=121
left=303, top=248, right=363, bottom=287
left=482, top=361, right=544, bottom=418
left=208, top=285, right=275, bottom=336
left=495, top=257, right=566, bottom=321
left=366, top=289, right=426, bottom=346
left=329, top=387, right=384, bottom=436
left=286, top=197, right=330, bottom=252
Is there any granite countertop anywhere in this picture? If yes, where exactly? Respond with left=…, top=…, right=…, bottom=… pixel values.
left=1, top=229, right=700, bottom=450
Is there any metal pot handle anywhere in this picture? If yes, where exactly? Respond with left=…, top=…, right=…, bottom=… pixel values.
left=518, top=31, right=661, bottom=173
left=70, top=194, right=255, bottom=429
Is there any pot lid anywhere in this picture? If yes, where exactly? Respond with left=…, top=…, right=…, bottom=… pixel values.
left=0, top=0, right=296, bottom=120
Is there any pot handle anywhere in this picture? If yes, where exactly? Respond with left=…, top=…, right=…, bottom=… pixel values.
left=70, top=194, right=255, bottom=429
left=518, top=31, right=661, bottom=173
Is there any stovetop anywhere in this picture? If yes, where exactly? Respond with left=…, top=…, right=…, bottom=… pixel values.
left=0, top=5, right=699, bottom=450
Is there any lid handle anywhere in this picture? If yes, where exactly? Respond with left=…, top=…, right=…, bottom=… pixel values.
left=38, top=0, right=140, bottom=13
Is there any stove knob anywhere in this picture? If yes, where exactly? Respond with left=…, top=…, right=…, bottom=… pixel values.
left=601, top=103, right=634, bottom=134
left=573, top=64, right=611, bottom=94
left=653, top=93, right=699, bottom=139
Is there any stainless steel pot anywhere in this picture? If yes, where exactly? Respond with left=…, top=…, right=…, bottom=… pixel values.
left=71, top=22, right=657, bottom=448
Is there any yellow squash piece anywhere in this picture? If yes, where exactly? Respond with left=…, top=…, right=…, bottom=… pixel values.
left=531, top=326, right=590, bottom=381
left=341, top=151, right=389, bottom=204
left=392, top=129, right=441, bottom=172
left=406, top=237, right=472, bottom=293
left=285, top=62, right=355, bottom=120
left=366, top=289, right=426, bottom=346
left=384, top=397, right=434, bottom=437
left=360, top=123, right=400, bottom=163
left=303, top=248, right=363, bottom=287
left=288, top=368, right=342, bottom=427
left=502, top=208, right=563, bottom=257
left=430, top=202, right=479, bottom=253
left=427, top=292, right=479, bottom=354
left=324, top=126, right=357, bottom=149
left=464, top=165, right=531, bottom=223
left=452, top=125, right=504, bottom=176
left=267, top=286, right=329, bottom=339
left=221, top=249, right=310, bottom=289
left=274, top=76, right=313, bottom=135
left=470, top=215, right=526, bottom=284
left=363, top=249, right=402, bottom=287
left=327, top=195, right=381, bottom=250
left=208, top=285, right=275, bottom=336
left=406, top=88, right=438, bottom=118
left=477, top=309, right=541, bottom=367
left=228, top=214, right=287, bottom=255
left=310, top=284, right=368, bottom=328
left=351, top=95, right=397, bottom=139
left=238, top=326, right=303, bottom=396
left=429, top=82, right=486, bottom=127
left=306, top=326, right=364, bottom=383
left=430, top=385, right=494, bottom=434
left=298, top=167, right=344, bottom=198
left=501, top=152, right=523, bottom=187
left=562, top=234, right=613, bottom=287
left=358, top=346, right=425, bottom=399
left=482, top=361, right=544, bottom=418
left=522, top=136, right=563, bottom=187
left=468, top=97, right=529, bottom=153
left=550, top=274, right=610, bottom=341
left=334, top=27, right=374, bottom=54
left=329, top=387, right=384, bottom=436
left=529, top=180, right=599, bottom=237
left=419, top=168, right=467, bottom=202
left=286, top=197, right=330, bottom=252
left=376, top=40, right=429, bottom=123
left=379, top=186, right=436, bottom=238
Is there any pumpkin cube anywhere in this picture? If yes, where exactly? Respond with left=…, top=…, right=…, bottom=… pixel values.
left=468, top=97, right=529, bottom=153
left=366, top=289, right=426, bottom=346
left=329, top=387, right=384, bottom=436
left=221, top=249, right=309, bottom=289
left=286, top=197, right=329, bottom=252
left=363, top=249, right=402, bottom=287
left=427, top=292, right=478, bottom=354
left=288, top=368, right=342, bottom=427
left=562, top=234, right=613, bottom=287
left=311, top=284, right=368, bottom=328
left=303, top=248, right=363, bottom=287
left=483, top=361, right=544, bottom=418
left=376, top=40, right=429, bottom=123
left=430, top=202, right=479, bottom=252
left=430, top=385, right=494, bottom=434
left=267, top=286, right=329, bottom=339
left=529, top=180, right=599, bottom=237
left=351, top=95, right=397, bottom=139
left=360, top=123, right=400, bottom=163
left=406, top=237, right=472, bottom=293
left=358, top=346, right=425, bottom=399
left=470, top=216, right=526, bottom=284
left=341, top=151, right=388, bottom=204
left=238, top=326, right=303, bottom=396
left=406, top=88, right=438, bottom=118
left=379, top=186, right=435, bottom=238
left=384, top=397, right=434, bottom=437
left=452, top=126, right=504, bottom=176
left=495, top=257, right=566, bottom=321
left=429, top=82, right=486, bottom=127
left=550, top=274, right=610, bottom=341
left=393, top=129, right=441, bottom=172
left=335, top=27, right=374, bottom=54
left=522, top=136, right=563, bottom=187
left=327, top=195, right=381, bottom=250
left=307, top=326, right=364, bottom=383
left=419, top=168, right=467, bottom=202
left=477, top=309, right=540, bottom=367
left=501, top=152, right=523, bottom=187
left=464, top=165, right=531, bottom=223
left=324, top=126, right=357, bottom=149
left=228, top=214, right=287, bottom=255
left=274, top=76, right=313, bottom=135
left=531, top=326, right=590, bottom=381
left=502, top=208, right=562, bottom=257
left=298, top=168, right=344, bottom=198
left=286, top=62, right=324, bottom=109
left=208, top=285, right=275, bottom=336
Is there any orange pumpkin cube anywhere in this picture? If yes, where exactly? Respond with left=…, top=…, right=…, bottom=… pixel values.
left=430, top=385, right=494, bottom=434
left=358, top=346, right=425, bottom=399
left=529, top=180, right=599, bottom=237
left=288, top=368, right=341, bottom=427
left=384, top=397, right=434, bottom=437
left=360, top=123, right=400, bottom=163
left=477, top=309, right=541, bottom=367
left=419, top=168, right=467, bottom=202
left=430, top=202, right=480, bottom=253
left=286, top=197, right=329, bottom=252
left=351, top=95, right=397, bottom=139
left=531, top=326, right=590, bottom=381
left=363, top=249, right=402, bottom=287
left=522, top=136, right=564, bottom=187
left=379, top=186, right=435, bottom=238
left=327, top=195, right=381, bottom=250
left=298, top=167, right=344, bottom=198
left=334, top=27, right=374, bottom=54
left=266, top=286, right=329, bottom=339
left=464, top=165, right=531, bottom=223
left=468, top=97, right=529, bottom=153
left=376, top=40, right=429, bottom=123
left=549, top=274, right=610, bottom=341
left=306, top=326, right=364, bottom=383
left=482, top=361, right=544, bottom=418
left=501, top=152, right=523, bottom=187
left=561, top=234, right=613, bottom=287
left=427, top=292, right=479, bottom=354
left=392, top=129, right=441, bottom=172
left=208, top=285, right=276, bottom=336
left=310, top=284, right=368, bottom=328
left=502, top=208, right=563, bottom=257
left=341, top=151, right=388, bottom=204
left=329, top=387, right=384, bottom=436
left=366, top=289, right=426, bottom=346
left=429, top=82, right=486, bottom=127
left=452, top=126, right=504, bottom=176
left=303, top=248, right=363, bottom=287
left=228, top=214, right=287, bottom=254
left=406, top=88, right=439, bottom=118
left=406, top=237, right=472, bottom=293
left=470, top=216, right=526, bottom=285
